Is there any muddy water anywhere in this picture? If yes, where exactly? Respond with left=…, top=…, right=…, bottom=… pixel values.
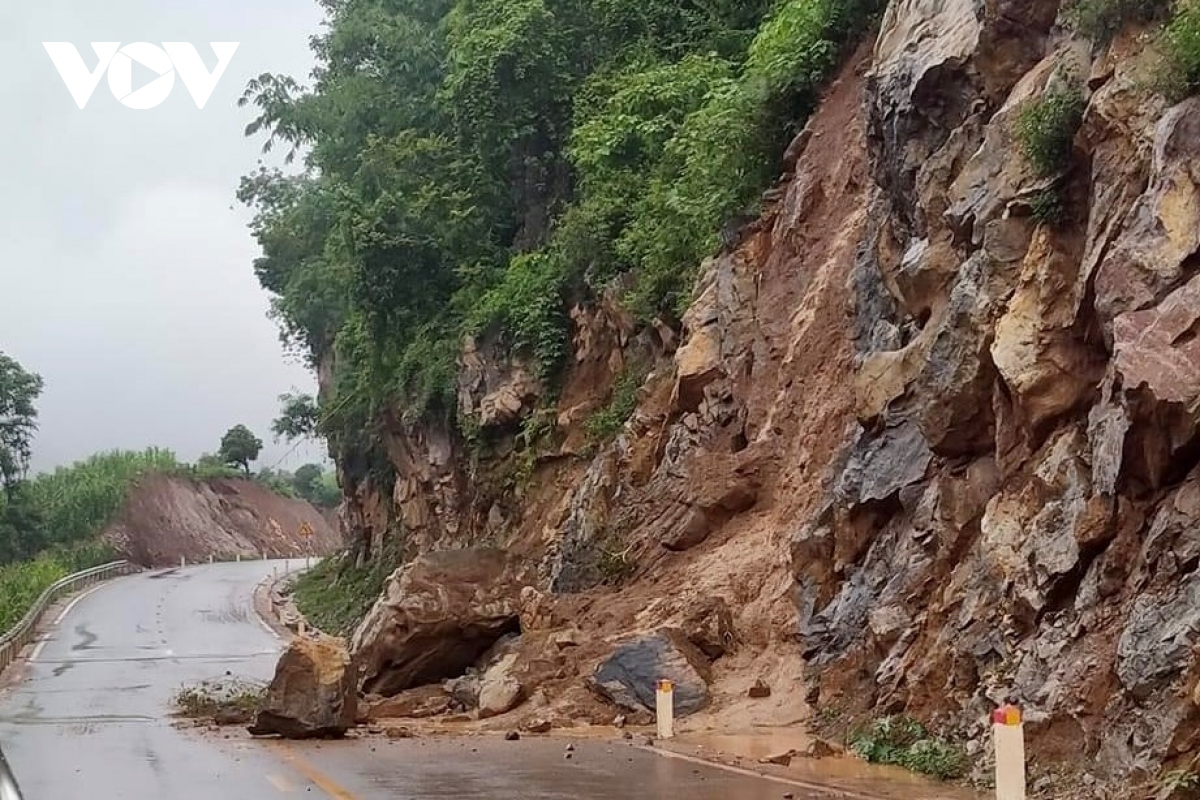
left=672, top=731, right=987, bottom=800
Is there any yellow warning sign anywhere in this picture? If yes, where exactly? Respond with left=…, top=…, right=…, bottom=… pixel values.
left=299, top=521, right=314, bottom=538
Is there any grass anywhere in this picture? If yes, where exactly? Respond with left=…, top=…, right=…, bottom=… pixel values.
left=291, top=547, right=402, bottom=637
left=0, top=556, right=69, bottom=632
left=849, top=716, right=969, bottom=781
left=173, top=678, right=267, bottom=725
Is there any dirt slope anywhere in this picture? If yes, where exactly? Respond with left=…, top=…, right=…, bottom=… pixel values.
left=104, top=476, right=342, bottom=567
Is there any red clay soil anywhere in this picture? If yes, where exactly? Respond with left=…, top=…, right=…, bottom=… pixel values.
left=103, top=476, right=343, bottom=567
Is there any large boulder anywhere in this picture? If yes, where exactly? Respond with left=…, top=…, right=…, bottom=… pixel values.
left=351, top=549, right=533, bottom=696
left=588, top=629, right=711, bottom=716
left=249, top=634, right=357, bottom=739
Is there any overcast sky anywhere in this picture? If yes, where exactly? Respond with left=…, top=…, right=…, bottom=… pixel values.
left=0, top=0, right=329, bottom=473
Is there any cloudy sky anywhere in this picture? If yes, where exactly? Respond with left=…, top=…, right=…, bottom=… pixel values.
left=0, top=0, right=329, bottom=472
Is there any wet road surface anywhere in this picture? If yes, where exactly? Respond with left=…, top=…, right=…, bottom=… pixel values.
left=0, top=561, right=838, bottom=799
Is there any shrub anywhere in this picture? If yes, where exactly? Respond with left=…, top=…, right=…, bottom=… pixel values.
left=1029, top=187, right=1067, bottom=225
left=292, top=543, right=404, bottom=636
left=1064, top=0, right=1171, bottom=42
left=1162, top=0, right=1200, bottom=98
left=1016, top=84, right=1086, bottom=176
left=849, top=716, right=969, bottom=781
left=584, top=363, right=647, bottom=443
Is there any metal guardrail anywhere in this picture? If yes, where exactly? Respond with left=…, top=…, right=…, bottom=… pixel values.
left=0, top=560, right=139, bottom=673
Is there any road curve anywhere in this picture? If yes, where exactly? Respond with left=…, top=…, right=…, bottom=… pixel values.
left=0, top=561, right=815, bottom=799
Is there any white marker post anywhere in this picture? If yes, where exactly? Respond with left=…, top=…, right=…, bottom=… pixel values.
left=656, top=679, right=675, bottom=740
left=180, top=556, right=185, bottom=569
left=993, top=703, right=1026, bottom=800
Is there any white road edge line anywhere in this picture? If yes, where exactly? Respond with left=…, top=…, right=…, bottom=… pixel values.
left=30, top=581, right=111, bottom=664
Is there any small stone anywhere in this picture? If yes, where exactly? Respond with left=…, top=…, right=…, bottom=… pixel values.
left=565, top=753, right=573, bottom=760
left=623, top=731, right=633, bottom=740
left=613, top=714, right=627, bottom=729
left=565, top=743, right=575, bottom=752
left=505, top=731, right=520, bottom=741
left=748, top=680, right=772, bottom=699
left=385, top=726, right=413, bottom=739
left=783, top=794, right=795, bottom=799
left=523, top=718, right=552, bottom=734
left=759, top=750, right=795, bottom=767
left=640, top=735, right=655, bottom=747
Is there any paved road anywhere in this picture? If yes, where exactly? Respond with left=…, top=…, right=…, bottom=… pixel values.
left=0, top=561, right=817, bottom=799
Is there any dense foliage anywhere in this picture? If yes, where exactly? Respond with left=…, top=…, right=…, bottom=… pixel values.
left=242, top=0, right=881, bottom=466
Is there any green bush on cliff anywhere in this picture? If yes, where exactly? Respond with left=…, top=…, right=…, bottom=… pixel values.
left=1064, top=0, right=1171, bottom=42
left=1017, top=84, right=1086, bottom=176
left=1163, top=0, right=1200, bottom=97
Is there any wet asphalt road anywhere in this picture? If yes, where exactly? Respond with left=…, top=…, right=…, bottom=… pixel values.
left=0, top=562, right=822, bottom=799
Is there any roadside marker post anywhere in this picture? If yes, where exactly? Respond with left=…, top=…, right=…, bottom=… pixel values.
left=180, top=556, right=185, bottom=569
left=993, top=703, right=1026, bottom=800
left=656, top=679, right=675, bottom=740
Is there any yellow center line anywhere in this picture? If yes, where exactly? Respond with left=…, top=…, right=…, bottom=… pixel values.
left=269, top=741, right=359, bottom=800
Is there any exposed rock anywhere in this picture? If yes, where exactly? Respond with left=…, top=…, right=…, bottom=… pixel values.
left=478, top=653, right=524, bottom=719
left=458, top=335, right=542, bottom=429
left=1113, top=274, right=1200, bottom=407
left=759, top=750, right=796, bottom=766
left=550, top=629, right=582, bottom=650
left=352, top=549, right=530, bottom=697
left=681, top=597, right=737, bottom=659
left=505, top=730, right=521, bottom=741
left=366, top=685, right=452, bottom=721
left=588, top=629, right=711, bottom=716
left=523, top=718, right=552, bottom=734
left=249, top=635, right=357, bottom=739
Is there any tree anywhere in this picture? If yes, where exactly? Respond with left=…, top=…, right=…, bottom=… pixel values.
left=0, top=352, right=43, bottom=493
left=272, top=393, right=320, bottom=441
left=292, top=463, right=323, bottom=498
left=219, top=425, right=263, bottom=476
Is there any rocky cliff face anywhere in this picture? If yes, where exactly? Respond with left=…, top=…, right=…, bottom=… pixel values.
left=332, top=2, right=1200, bottom=789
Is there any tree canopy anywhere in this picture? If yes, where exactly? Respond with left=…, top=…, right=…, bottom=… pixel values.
left=219, top=425, right=264, bottom=476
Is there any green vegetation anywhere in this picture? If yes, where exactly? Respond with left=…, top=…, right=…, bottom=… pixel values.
left=1064, top=0, right=1170, bottom=42
left=1158, top=768, right=1200, bottom=796
left=0, top=555, right=69, bottom=631
left=292, top=547, right=403, bottom=636
left=849, top=716, right=969, bottom=781
left=1016, top=83, right=1086, bottom=177
left=0, top=353, right=42, bottom=490
left=585, top=364, right=647, bottom=444
left=1029, top=187, right=1066, bottom=225
left=243, top=0, right=882, bottom=473
left=219, top=425, right=264, bottom=476
left=1163, top=0, right=1200, bottom=98
left=173, top=678, right=266, bottom=725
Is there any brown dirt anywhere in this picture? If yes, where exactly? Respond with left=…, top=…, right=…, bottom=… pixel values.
left=104, top=476, right=343, bottom=567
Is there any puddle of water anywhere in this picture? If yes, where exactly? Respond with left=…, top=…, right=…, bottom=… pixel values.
left=675, top=731, right=985, bottom=800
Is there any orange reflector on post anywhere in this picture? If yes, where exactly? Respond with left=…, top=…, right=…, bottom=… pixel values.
left=992, top=704, right=1022, bottom=726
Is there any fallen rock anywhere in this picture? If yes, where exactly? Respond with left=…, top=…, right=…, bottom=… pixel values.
left=367, top=685, right=452, bottom=720
left=352, top=549, right=531, bottom=697
left=505, top=730, right=521, bottom=741
left=523, top=718, right=553, bottom=733
left=588, top=629, right=711, bottom=716
left=385, top=725, right=413, bottom=739
left=748, top=680, right=772, bottom=699
left=805, top=740, right=840, bottom=759
left=478, top=654, right=523, bottom=719
left=551, top=629, right=583, bottom=650
left=759, top=750, right=797, bottom=766
left=249, top=634, right=357, bottom=739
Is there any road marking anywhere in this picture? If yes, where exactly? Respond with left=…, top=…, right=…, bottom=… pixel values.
left=271, top=742, right=358, bottom=799
left=55, top=581, right=108, bottom=625
left=266, top=773, right=295, bottom=792
left=27, top=582, right=113, bottom=663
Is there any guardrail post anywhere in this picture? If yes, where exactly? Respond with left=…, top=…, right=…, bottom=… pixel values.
left=993, top=702, right=1026, bottom=800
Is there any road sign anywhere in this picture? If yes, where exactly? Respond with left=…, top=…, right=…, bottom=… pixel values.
left=299, top=522, right=314, bottom=539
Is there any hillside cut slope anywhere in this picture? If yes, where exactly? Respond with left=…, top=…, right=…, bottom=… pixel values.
left=104, top=476, right=341, bottom=567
